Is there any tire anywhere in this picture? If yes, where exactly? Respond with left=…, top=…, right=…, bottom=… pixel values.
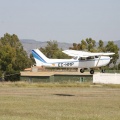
left=90, top=69, right=94, bottom=74
left=80, top=69, right=84, bottom=73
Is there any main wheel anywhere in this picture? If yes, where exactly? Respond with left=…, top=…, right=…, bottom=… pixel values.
left=90, top=69, right=94, bottom=74
left=80, top=69, right=84, bottom=73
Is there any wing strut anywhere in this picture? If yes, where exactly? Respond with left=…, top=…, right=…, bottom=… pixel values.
left=96, top=56, right=101, bottom=67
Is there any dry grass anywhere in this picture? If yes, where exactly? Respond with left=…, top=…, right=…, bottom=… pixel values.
left=0, top=82, right=120, bottom=120
left=0, top=81, right=91, bottom=88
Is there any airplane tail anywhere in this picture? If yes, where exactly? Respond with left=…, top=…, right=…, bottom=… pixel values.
left=32, top=49, right=49, bottom=66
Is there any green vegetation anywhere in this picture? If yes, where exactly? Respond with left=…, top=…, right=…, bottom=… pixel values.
left=0, top=83, right=120, bottom=120
left=39, top=40, right=70, bottom=59
left=1, top=81, right=120, bottom=88
left=0, top=81, right=91, bottom=88
left=0, top=33, right=32, bottom=81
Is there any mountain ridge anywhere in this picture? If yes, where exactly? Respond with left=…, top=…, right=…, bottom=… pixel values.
left=20, top=39, right=120, bottom=55
left=20, top=39, right=72, bottom=55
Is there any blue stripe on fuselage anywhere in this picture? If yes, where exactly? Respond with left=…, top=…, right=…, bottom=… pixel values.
left=32, top=50, right=46, bottom=63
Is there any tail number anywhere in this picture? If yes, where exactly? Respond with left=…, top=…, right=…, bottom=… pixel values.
left=58, top=62, right=74, bottom=67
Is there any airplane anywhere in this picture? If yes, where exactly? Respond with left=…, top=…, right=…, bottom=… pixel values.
left=32, top=49, right=115, bottom=74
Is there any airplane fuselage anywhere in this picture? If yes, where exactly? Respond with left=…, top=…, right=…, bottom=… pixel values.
left=38, top=56, right=110, bottom=69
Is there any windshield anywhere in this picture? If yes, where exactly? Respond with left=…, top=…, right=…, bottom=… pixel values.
left=73, top=56, right=78, bottom=60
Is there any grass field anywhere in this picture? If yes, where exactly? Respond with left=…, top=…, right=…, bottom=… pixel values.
left=0, top=82, right=120, bottom=120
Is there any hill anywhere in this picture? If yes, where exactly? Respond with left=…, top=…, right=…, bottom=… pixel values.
left=113, top=40, right=120, bottom=47
left=20, top=39, right=72, bottom=55
left=20, top=39, right=120, bottom=55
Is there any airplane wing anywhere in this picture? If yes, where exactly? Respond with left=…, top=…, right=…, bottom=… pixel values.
left=62, top=50, right=115, bottom=57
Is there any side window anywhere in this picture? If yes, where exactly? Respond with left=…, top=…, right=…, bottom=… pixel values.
left=86, top=56, right=94, bottom=60
left=79, top=57, right=86, bottom=60
left=95, top=56, right=99, bottom=58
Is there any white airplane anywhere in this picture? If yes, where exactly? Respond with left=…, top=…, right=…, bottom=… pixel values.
left=32, top=49, right=115, bottom=74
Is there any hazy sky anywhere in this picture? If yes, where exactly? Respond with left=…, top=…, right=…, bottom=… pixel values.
left=0, top=0, right=120, bottom=43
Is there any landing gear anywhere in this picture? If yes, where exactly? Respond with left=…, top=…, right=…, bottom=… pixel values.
left=80, top=68, right=95, bottom=74
left=80, top=69, right=84, bottom=73
left=90, top=69, right=94, bottom=74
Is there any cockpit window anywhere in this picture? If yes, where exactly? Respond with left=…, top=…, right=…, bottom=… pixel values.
left=73, top=56, right=78, bottom=60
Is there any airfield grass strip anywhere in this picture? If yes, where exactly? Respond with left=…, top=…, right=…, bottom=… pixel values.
left=0, top=87, right=120, bottom=120
left=1, top=81, right=120, bottom=88
left=0, top=81, right=90, bottom=88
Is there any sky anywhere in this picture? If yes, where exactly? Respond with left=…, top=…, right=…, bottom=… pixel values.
left=0, top=0, right=120, bottom=43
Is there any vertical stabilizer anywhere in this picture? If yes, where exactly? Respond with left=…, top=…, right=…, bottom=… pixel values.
left=32, top=49, right=49, bottom=66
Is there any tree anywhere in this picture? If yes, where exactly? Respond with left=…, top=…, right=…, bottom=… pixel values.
left=0, top=45, right=16, bottom=72
left=85, top=38, right=96, bottom=52
left=69, top=43, right=80, bottom=50
left=37, top=40, right=70, bottom=59
left=98, top=40, right=104, bottom=52
left=40, top=40, right=59, bottom=58
left=69, top=38, right=96, bottom=52
left=0, top=33, right=32, bottom=81
left=105, top=41, right=119, bottom=65
left=54, top=49, right=70, bottom=59
left=81, top=39, right=87, bottom=50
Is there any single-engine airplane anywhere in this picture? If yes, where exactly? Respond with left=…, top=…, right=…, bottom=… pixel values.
left=32, top=49, right=115, bottom=74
